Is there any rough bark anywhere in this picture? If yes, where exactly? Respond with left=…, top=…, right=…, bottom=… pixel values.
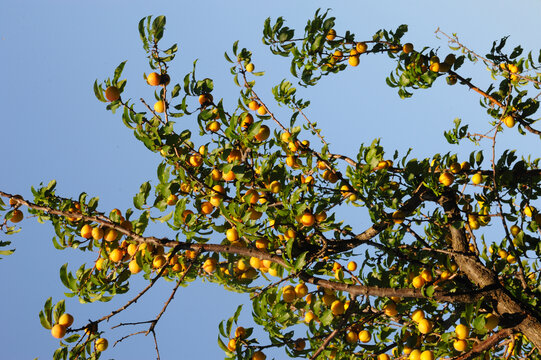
left=439, top=190, right=541, bottom=350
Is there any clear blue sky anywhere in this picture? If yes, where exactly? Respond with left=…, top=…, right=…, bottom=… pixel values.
left=1, top=1, right=541, bottom=358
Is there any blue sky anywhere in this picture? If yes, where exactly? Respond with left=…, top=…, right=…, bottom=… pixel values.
left=1, top=1, right=541, bottom=358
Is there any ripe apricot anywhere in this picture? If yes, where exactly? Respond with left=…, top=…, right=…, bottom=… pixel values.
left=403, top=43, right=414, bottom=54
left=356, top=42, right=368, bottom=54
left=10, top=209, right=23, bottom=223
left=104, top=228, right=118, bottom=242
left=51, top=324, right=66, bottom=339
left=326, top=29, right=336, bottom=41
left=248, top=100, right=260, bottom=111
left=254, top=125, right=270, bottom=141
left=147, top=72, right=161, bottom=86
left=104, top=86, right=120, bottom=102
left=154, top=100, right=166, bottom=113
left=95, top=338, right=108, bottom=352
left=80, top=224, right=93, bottom=239
left=58, top=313, right=74, bottom=327
left=245, top=63, right=254, bottom=72
left=199, top=93, right=213, bottom=106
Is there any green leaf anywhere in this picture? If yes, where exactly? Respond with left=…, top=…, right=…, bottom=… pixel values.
left=152, top=15, right=166, bottom=42
left=53, top=299, right=65, bottom=323
left=294, top=251, right=308, bottom=271
left=113, top=61, right=127, bottom=83
left=133, top=181, right=151, bottom=210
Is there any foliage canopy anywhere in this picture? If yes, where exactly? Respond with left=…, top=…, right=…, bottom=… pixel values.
left=2, top=10, right=541, bottom=360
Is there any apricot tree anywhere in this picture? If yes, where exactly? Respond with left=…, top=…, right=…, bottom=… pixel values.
left=1, top=11, right=541, bottom=360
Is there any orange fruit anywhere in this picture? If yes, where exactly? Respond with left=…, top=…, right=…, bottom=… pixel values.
left=58, top=313, right=74, bottom=327
left=198, top=94, right=213, bottom=106
left=147, top=72, right=161, bottom=86
left=104, top=86, right=120, bottom=102
left=10, top=209, right=23, bottom=223
left=51, top=324, right=66, bottom=339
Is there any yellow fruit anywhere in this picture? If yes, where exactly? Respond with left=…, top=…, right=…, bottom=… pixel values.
left=154, top=100, right=166, bottom=113
left=420, top=350, right=433, bottom=360
left=455, top=324, right=469, bottom=340
left=226, top=228, right=239, bottom=242
left=95, top=338, right=108, bottom=352
left=304, top=311, right=316, bottom=323
left=255, top=125, right=270, bottom=141
left=91, top=226, right=104, bottom=240
left=524, top=205, right=535, bottom=217
left=58, top=313, right=74, bottom=328
left=248, top=100, right=260, bottom=111
left=295, top=283, right=308, bottom=298
left=356, top=42, right=368, bottom=53
left=507, top=254, right=516, bottom=263
left=147, top=72, right=161, bottom=86
left=241, top=113, right=254, bottom=129
left=403, top=43, right=414, bottom=54
left=412, top=275, right=425, bottom=289
left=51, top=324, right=66, bottom=339
left=282, top=288, right=296, bottom=303
left=109, top=248, right=124, bottom=263
left=409, top=350, right=421, bottom=360
left=449, top=162, right=461, bottom=174
left=461, top=161, right=470, bottom=171
left=349, top=54, right=360, bottom=67
left=257, top=105, right=267, bottom=115
left=207, top=120, right=221, bottom=132
left=300, top=212, right=315, bottom=227
left=322, top=293, right=336, bottom=306
left=198, top=93, right=213, bottom=106
left=315, top=211, right=327, bottom=222
left=384, top=302, right=398, bottom=317
left=378, top=355, right=390, bottom=360
left=485, top=314, right=499, bottom=330
left=347, top=261, right=357, bottom=271
left=503, top=115, right=515, bottom=128
left=166, top=194, right=178, bottom=206
left=326, top=29, right=336, bottom=41
left=333, top=50, right=343, bottom=61
left=345, top=331, right=358, bottom=344
left=453, top=339, right=467, bottom=351
left=203, top=258, right=217, bottom=273
left=80, top=224, right=92, bottom=239
left=331, top=300, right=345, bottom=315
left=95, top=258, right=105, bottom=271
left=440, top=270, right=451, bottom=280
left=245, top=63, right=255, bottom=72
left=10, top=209, right=23, bottom=223
left=153, top=254, right=166, bottom=268
left=468, top=214, right=480, bottom=230
left=412, top=310, right=425, bottom=323
left=418, top=319, right=433, bottom=334
left=200, top=202, right=214, bottom=215
left=252, top=351, right=266, bottom=360
left=420, top=269, right=433, bottom=282
left=104, top=86, right=120, bottom=102
left=249, top=257, right=261, bottom=269
left=392, top=210, right=405, bottom=224
left=189, top=153, right=203, bottom=167
left=243, top=189, right=260, bottom=204
left=227, top=338, right=237, bottom=352
left=129, top=259, right=142, bottom=274
left=471, top=173, right=483, bottom=185
left=429, top=62, right=440, bottom=72
left=439, top=172, right=454, bottom=186
left=358, top=330, right=371, bottom=343
left=234, top=326, right=246, bottom=338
